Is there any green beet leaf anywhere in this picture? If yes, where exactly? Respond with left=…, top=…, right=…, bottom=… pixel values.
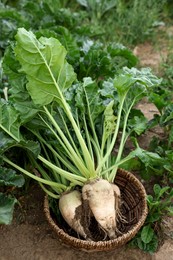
left=0, top=193, right=17, bottom=225
left=128, top=115, right=148, bottom=135
left=0, top=100, right=21, bottom=141
left=14, top=28, right=76, bottom=106
left=0, top=131, right=17, bottom=154
left=108, top=43, right=138, bottom=68
left=0, top=167, right=25, bottom=187
left=141, top=224, right=154, bottom=244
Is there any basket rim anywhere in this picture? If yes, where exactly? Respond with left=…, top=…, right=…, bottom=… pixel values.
left=44, top=169, right=148, bottom=251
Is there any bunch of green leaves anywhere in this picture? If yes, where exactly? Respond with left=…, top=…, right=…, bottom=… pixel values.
left=148, top=127, right=173, bottom=182
left=75, top=0, right=166, bottom=45
left=73, top=40, right=138, bottom=80
left=0, top=0, right=138, bottom=81
left=35, top=28, right=138, bottom=81
left=0, top=0, right=168, bottom=52
left=147, top=75, right=173, bottom=181
left=76, top=0, right=117, bottom=23
left=0, top=0, right=112, bottom=51
left=0, top=0, right=88, bottom=55
left=121, top=138, right=166, bottom=181
left=130, top=184, right=173, bottom=254
left=147, top=52, right=173, bottom=120
left=0, top=2, right=29, bottom=54
left=0, top=51, right=25, bottom=224
left=120, top=75, right=173, bottom=181
left=0, top=28, right=162, bottom=199
left=109, top=0, right=166, bottom=45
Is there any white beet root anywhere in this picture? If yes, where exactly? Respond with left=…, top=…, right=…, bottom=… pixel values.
left=59, top=180, right=122, bottom=241
left=82, top=178, right=119, bottom=239
left=59, top=190, right=88, bottom=239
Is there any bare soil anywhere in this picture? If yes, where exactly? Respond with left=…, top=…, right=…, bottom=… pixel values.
left=0, top=37, right=173, bottom=259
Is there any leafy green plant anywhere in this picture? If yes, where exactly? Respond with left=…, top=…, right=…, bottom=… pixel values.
left=147, top=119, right=173, bottom=182
left=76, top=0, right=117, bottom=23
left=75, top=0, right=166, bottom=45
left=147, top=72, right=173, bottom=181
left=0, top=0, right=86, bottom=55
left=0, top=0, right=138, bottom=81
left=73, top=40, right=138, bottom=80
left=0, top=0, right=166, bottom=55
left=0, top=28, right=161, bottom=239
left=147, top=52, right=173, bottom=117
left=110, top=0, right=166, bottom=45
left=130, top=184, right=173, bottom=254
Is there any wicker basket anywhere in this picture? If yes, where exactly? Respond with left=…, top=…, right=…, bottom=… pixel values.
left=44, top=168, right=148, bottom=252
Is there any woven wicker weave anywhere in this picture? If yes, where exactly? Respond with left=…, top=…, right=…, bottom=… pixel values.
left=44, top=168, right=148, bottom=252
